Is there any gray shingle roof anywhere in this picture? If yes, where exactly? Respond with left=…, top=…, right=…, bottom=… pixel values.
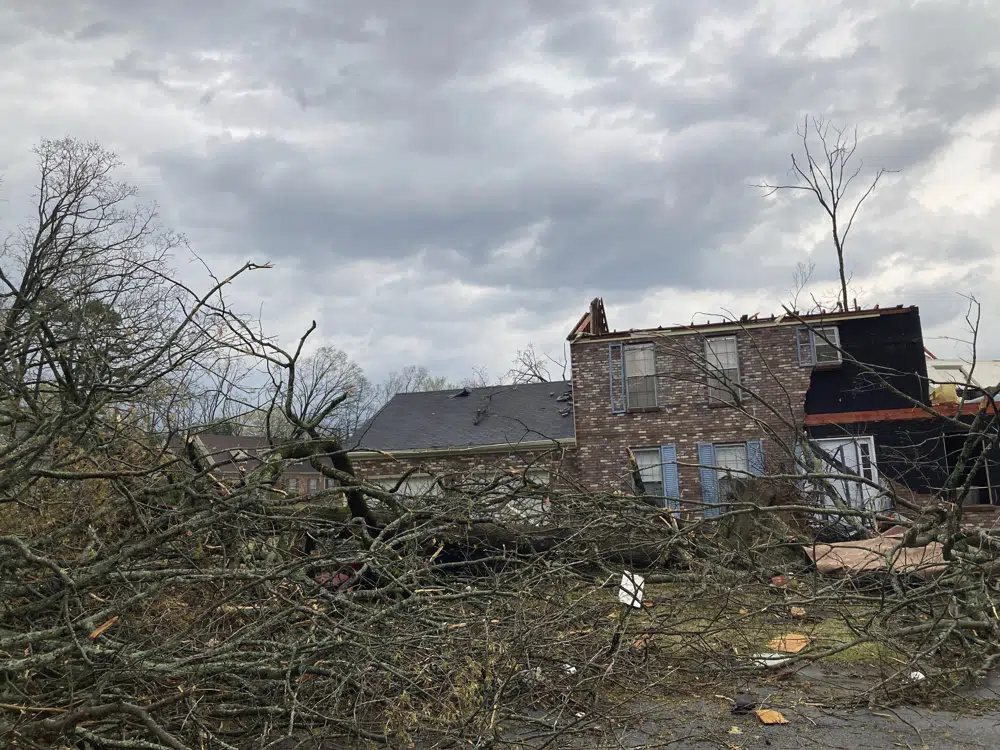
left=346, top=381, right=575, bottom=452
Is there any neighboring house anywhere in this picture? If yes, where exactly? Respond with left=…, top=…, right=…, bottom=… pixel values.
left=567, top=298, right=997, bottom=519
left=926, top=354, right=1000, bottom=398
left=346, top=381, right=576, bottom=495
left=184, top=433, right=338, bottom=496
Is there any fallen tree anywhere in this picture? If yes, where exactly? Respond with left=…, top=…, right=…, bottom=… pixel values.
left=5, top=139, right=1000, bottom=749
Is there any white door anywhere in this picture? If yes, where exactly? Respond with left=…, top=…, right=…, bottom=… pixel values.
left=808, top=436, right=886, bottom=513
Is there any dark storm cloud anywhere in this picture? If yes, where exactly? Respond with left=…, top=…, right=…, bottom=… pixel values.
left=3, top=0, right=1000, bottom=378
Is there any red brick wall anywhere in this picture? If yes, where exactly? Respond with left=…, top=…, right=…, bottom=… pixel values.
left=570, top=324, right=813, bottom=506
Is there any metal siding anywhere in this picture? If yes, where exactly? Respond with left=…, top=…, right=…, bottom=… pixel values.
left=698, top=443, right=720, bottom=518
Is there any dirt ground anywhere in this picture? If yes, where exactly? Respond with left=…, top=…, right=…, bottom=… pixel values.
left=477, top=665, right=1000, bottom=748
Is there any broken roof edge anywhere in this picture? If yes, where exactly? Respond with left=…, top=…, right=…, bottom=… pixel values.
left=568, top=303, right=919, bottom=343
left=566, top=297, right=609, bottom=341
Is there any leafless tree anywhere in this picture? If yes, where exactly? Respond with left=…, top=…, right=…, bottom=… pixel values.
left=461, top=364, right=494, bottom=388
left=759, top=116, right=896, bottom=312
left=506, top=342, right=569, bottom=384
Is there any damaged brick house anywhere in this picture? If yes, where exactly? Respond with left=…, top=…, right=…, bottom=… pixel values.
left=567, top=298, right=998, bottom=519
left=345, top=381, right=576, bottom=495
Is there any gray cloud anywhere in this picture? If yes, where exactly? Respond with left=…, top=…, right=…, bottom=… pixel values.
left=2, top=0, right=1000, bottom=382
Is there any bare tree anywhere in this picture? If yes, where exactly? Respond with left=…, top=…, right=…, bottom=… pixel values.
left=506, top=342, right=568, bottom=384
left=372, top=364, right=452, bottom=409
left=241, top=344, right=371, bottom=440
left=460, top=364, right=495, bottom=388
left=759, top=116, right=896, bottom=312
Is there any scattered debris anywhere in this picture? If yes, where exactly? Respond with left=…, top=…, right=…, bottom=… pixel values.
left=749, top=652, right=793, bottom=669
left=562, top=664, right=578, bottom=675
left=731, top=694, right=759, bottom=714
left=618, top=571, right=645, bottom=608
left=804, top=527, right=947, bottom=579
left=755, top=709, right=789, bottom=725
left=770, top=575, right=789, bottom=588
left=631, top=634, right=653, bottom=651
left=728, top=725, right=743, bottom=734
left=908, top=670, right=926, bottom=683
left=88, top=616, right=118, bottom=640
left=790, top=606, right=807, bottom=618
left=767, top=633, right=810, bottom=654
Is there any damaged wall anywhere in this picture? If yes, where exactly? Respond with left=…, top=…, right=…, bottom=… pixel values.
left=804, top=308, right=929, bottom=415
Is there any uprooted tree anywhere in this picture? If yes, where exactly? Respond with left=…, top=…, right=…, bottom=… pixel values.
left=2, top=139, right=1000, bottom=749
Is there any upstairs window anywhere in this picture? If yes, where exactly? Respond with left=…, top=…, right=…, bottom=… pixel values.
left=705, top=336, right=740, bottom=405
left=797, top=326, right=842, bottom=367
left=624, top=344, right=657, bottom=409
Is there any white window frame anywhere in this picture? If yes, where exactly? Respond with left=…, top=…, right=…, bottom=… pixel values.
left=705, top=335, right=741, bottom=405
left=714, top=443, right=749, bottom=501
left=307, top=477, right=320, bottom=492
left=797, top=326, right=842, bottom=368
left=624, top=344, right=657, bottom=409
left=803, top=436, right=885, bottom=514
left=287, top=476, right=300, bottom=492
left=631, top=447, right=664, bottom=504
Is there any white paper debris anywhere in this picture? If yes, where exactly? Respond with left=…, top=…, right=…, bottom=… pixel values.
left=749, top=652, right=793, bottom=669
left=908, top=670, right=926, bottom=683
left=618, top=571, right=645, bottom=608
left=562, top=664, right=578, bottom=675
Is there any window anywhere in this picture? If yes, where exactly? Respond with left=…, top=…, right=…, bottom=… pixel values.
left=624, top=344, right=657, bottom=409
left=325, top=477, right=337, bottom=490
left=714, top=444, right=748, bottom=501
left=631, top=448, right=664, bottom=503
left=802, top=436, right=886, bottom=514
left=705, top=336, right=740, bottom=404
left=307, top=477, right=319, bottom=493
left=858, top=441, right=875, bottom=482
left=797, top=326, right=842, bottom=367
left=287, top=476, right=300, bottom=492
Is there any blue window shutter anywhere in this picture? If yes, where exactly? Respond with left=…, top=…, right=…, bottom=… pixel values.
left=608, top=343, right=626, bottom=414
left=660, top=444, right=680, bottom=514
left=747, top=439, right=765, bottom=476
left=697, top=443, right=719, bottom=518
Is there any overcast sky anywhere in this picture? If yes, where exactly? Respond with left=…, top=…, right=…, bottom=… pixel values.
left=2, top=1, right=999, bottom=385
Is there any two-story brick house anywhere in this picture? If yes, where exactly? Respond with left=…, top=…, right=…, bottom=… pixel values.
left=566, top=298, right=952, bottom=519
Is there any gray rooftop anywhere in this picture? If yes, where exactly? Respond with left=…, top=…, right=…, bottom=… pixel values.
left=347, top=381, right=575, bottom=452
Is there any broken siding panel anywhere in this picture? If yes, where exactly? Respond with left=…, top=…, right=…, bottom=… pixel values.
left=608, top=343, right=626, bottom=414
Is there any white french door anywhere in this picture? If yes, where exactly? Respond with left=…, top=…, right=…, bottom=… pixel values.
left=808, top=436, right=886, bottom=513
